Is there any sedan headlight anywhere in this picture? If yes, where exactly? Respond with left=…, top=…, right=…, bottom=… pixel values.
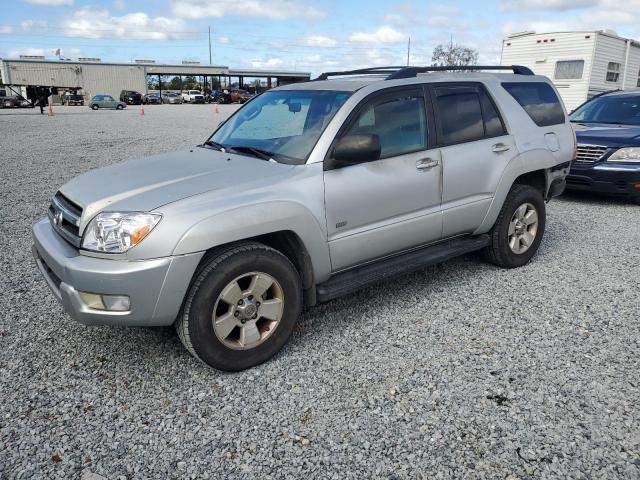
left=607, top=147, right=640, bottom=163
left=82, top=212, right=161, bottom=253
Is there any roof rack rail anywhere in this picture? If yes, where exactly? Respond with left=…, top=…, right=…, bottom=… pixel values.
left=314, top=65, right=534, bottom=81
left=314, top=66, right=407, bottom=81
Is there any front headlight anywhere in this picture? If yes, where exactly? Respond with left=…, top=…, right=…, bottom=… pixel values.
left=82, top=212, right=161, bottom=253
left=607, top=147, right=640, bottom=163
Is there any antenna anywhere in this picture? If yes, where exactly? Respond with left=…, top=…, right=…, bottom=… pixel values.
left=407, top=37, right=411, bottom=66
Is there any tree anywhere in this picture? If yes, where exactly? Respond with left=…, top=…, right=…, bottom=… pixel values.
left=431, top=41, right=479, bottom=67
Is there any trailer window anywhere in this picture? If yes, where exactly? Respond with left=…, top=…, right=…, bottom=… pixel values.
left=636, top=68, right=640, bottom=87
left=555, top=60, right=584, bottom=80
left=606, top=62, right=621, bottom=83
left=502, top=82, right=565, bottom=127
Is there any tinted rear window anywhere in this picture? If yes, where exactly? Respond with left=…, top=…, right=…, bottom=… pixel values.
left=437, top=89, right=484, bottom=144
left=435, top=85, right=506, bottom=145
left=502, top=82, right=565, bottom=127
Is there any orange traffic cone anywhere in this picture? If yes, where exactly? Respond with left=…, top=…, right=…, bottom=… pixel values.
left=47, top=102, right=53, bottom=116
left=139, top=103, right=145, bottom=115
left=214, top=104, right=219, bottom=114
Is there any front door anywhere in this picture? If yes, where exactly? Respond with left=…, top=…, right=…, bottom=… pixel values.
left=323, top=87, right=443, bottom=271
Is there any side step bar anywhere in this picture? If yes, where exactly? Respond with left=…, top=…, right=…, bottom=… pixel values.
left=316, top=235, right=490, bottom=303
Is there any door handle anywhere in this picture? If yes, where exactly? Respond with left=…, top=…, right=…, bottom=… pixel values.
left=492, top=143, right=511, bottom=153
left=416, top=158, right=439, bottom=170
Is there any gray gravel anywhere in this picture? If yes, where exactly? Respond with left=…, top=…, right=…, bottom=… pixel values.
left=1, top=104, right=639, bottom=479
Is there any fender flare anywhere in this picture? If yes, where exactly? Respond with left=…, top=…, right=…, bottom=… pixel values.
left=172, top=200, right=332, bottom=283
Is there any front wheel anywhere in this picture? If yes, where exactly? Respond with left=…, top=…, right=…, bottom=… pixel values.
left=116, top=105, right=124, bottom=110
left=176, top=242, right=302, bottom=371
left=483, top=184, right=546, bottom=268
left=91, top=104, right=99, bottom=110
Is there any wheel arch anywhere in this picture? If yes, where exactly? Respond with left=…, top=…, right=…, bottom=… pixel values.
left=475, top=148, right=559, bottom=234
left=190, top=231, right=317, bottom=307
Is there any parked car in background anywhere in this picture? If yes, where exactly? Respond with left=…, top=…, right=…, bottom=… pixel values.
left=213, top=88, right=253, bottom=104
left=182, top=90, right=205, bottom=103
left=1, top=96, right=19, bottom=108
left=204, top=89, right=218, bottom=103
left=1, top=96, right=32, bottom=108
left=568, top=90, right=640, bottom=204
left=61, top=92, right=84, bottom=106
left=142, top=93, right=161, bottom=105
left=33, top=65, right=573, bottom=371
left=119, top=90, right=142, bottom=105
left=229, top=88, right=253, bottom=103
left=89, top=94, right=126, bottom=110
left=162, top=92, right=184, bottom=104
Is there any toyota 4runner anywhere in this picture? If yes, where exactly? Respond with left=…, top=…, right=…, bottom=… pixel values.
left=33, top=65, right=574, bottom=371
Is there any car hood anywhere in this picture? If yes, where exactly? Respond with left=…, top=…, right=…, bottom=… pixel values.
left=59, top=147, right=294, bottom=224
left=573, top=122, right=640, bottom=147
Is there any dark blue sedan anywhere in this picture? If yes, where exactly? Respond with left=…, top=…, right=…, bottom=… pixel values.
left=568, top=90, right=640, bottom=204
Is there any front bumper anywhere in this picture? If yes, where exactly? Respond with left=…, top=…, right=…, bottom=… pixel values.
left=567, top=162, right=640, bottom=198
left=32, top=218, right=204, bottom=327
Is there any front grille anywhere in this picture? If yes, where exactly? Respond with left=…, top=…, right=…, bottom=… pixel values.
left=48, top=192, right=83, bottom=247
left=575, top=144, right=608, bottom=163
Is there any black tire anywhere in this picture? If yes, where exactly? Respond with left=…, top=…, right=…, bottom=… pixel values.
left=176, top=242, right=303, bottom=371
left=116, top=105, right=123, bottom=110
left=483, top=184, right=546, bottom=268
left=91, top=104, right=99, bottom=110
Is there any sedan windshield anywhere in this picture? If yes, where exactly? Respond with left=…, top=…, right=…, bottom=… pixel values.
left=208, top=89, right=352, bottom=164
left=570, top=95, right=640, bottom=125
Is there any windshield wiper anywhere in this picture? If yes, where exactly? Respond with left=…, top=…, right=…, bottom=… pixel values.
left=203, top=140, right=227, bottom=152
left=228, top=146, right=277, bottom=161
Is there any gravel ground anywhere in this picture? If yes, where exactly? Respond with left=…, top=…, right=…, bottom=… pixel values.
left=1, top=104, right=639, bottom=479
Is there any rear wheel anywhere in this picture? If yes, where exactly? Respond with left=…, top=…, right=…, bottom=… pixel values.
left=483, top=184, right=546, bottom=268
left=176, top=242, right=302, bottom=371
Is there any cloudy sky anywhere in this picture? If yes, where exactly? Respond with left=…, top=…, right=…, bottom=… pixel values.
left=2, top=0, right=640, bottom=74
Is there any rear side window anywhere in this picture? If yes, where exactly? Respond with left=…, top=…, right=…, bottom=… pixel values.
left=435, top=85, right=506, bottom=145
left=502, top=82, right=565, bottom=127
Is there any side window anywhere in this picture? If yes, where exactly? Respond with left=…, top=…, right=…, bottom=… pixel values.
left=343, top=91, right=428, bottom=159
left=502, top=82, right=565, bottom=127
left=555, top=60, right=585, bottom=80
left=606, top=62, right=621, bottom=82
left=435, top=86, right=484, bottom=145
left=479, top=89, right=507, bottom=138
left=637, top=68, right=640, bottom=88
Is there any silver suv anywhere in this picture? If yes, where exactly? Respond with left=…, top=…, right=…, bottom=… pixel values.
left=33, top=65, right=574, bottom=371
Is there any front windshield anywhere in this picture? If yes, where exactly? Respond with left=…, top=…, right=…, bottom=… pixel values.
left=571, top=95, right=640, bottom=125
left=208, top=89, right=352, bottom=164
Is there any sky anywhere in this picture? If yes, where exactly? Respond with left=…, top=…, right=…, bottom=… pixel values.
left=2, top=0, right=640, bottom=75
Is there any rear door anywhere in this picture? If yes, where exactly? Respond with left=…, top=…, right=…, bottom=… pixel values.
left=323, top=86, right=443, bottom=271
left=430, top=83, right=518, bottom=237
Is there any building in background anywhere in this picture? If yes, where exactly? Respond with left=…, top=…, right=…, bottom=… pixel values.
left=501, top=30, right=640, bottom=110
left=0, top=58, right=310, bottom=103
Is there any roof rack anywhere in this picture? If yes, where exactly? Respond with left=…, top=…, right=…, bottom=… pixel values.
left=314, top=65, right=534, bottom=81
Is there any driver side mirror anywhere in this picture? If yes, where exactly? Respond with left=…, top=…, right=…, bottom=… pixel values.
left=328, top=134, right=381, bottom=169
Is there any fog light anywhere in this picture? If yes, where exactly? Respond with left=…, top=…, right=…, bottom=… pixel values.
left=79, top=292, right=130, bottom=312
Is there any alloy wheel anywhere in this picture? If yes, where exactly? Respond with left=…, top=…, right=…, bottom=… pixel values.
left=508, top=202, right=538, bottom=254
left=212, top=272, right=284, bottom=350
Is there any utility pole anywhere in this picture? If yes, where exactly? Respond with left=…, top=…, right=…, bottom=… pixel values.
left=407, top=37, right=411, bottom=66
left=208, top=26, right=212, bottom=65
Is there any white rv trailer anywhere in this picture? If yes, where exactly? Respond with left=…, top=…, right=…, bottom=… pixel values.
left=501, top=30, right=640, bottom=111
